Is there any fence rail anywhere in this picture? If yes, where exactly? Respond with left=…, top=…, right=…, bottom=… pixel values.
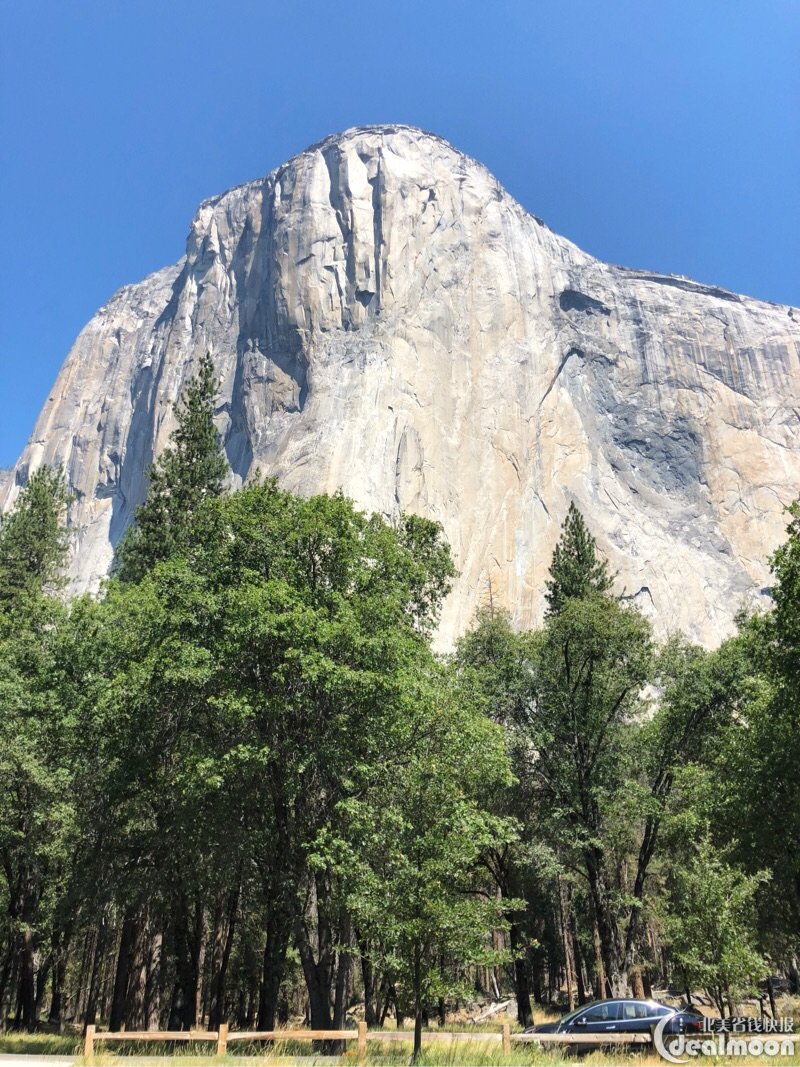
left=83, top=1020, right=660, bottom=1061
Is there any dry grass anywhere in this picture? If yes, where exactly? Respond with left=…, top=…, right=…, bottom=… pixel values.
left=0, top=1031, right=83, bottom=1055
left=4, top=1027, right=800, bottom=1067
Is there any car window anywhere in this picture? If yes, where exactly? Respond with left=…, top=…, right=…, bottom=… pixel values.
left=560, top=1006, right=589, bottom=1025
left=649, top=1004, right=673, bottom=1018
left=621, top=1002, right=649, bottom=1020
left=582, top=1003, right=620, bottom=1022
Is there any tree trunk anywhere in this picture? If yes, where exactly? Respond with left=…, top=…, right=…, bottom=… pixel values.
left=109, top=910, right=139, bottom=1031
left=571, top=917, right=587, bottom=1005
left=331, top=912, right=351, bottom=1032
left=623, top=807, right=664, bottom=984
left=48, top=942, right=68, bottom=1028
left=508, top=921, right=533, bottom=1027
left=787, top=957, right=799, bottom=995
left=412, top=945, right=423, bottom=1063
left=194, top=918, right=206, bottom=1027
left=144, top=927, right=163, bottom=1031
left=359, top=937, right=378, bottom=1027
left=558, top=881, right=576, bottom=1010
left=84, top=915, right=108, bottom=1029
left=34, top=952, right=51, bottom=1020
left=766, top=976, right=778, bottom=1019
left=257, top=907, right=291, bottom=1031
left=296, top=929, right=332, bottom=1030
left=168, top=896, right=204, bottom=1030
left=531, top=947, right=545, bottom=1005
left=127, top=921, right=148, bottom=1030
left=592, top=918, right=606, bottom=999
left=0, top=941, right=13, bottom=1026
left=73, top=930, right=93, bottom=1024
left=209, top=887, right=238, bottom=1030
left=585, top=849, right=627, bottom=996
left=294, top=875, right=350, bottom=1051
left=17, top=929, right=37, bottom=1032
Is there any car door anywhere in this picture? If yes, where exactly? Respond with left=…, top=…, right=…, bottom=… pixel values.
left=573, top=1001, right=622, bottom=1034
left=618, top=1000, right=653, bottom=1033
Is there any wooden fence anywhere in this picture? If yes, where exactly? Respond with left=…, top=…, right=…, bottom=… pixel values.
left=84, top=1021, right=658, bottom=1060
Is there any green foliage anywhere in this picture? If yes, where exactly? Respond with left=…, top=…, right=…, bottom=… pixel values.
left=665, top=834, right=768, bottom=1014
left=72, top=476, right=476, bottom=1032
left=455, top=608, right=533, bottom=728
left=0, top=468, right=75, bottom=1029
left=527, top=596, right=652, bottom=850
left=768, top=499, right=800, bottom=691
left=114, top=352, right=227, bottom=582
left=0, top=467, right=69, bottom=611
left=341, top=676, right=517, bottom=1046
left=669, top=503, right=800, bottom=963
left=544, top=503, right=612, bottom=615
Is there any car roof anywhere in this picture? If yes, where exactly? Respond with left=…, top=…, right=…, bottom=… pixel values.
left=579, top=998, right=675, bottom=1009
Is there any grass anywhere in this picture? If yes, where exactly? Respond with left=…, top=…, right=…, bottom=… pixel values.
left=0, top=1032, right=83, bottom=1055
left=2, top=1030, right=799, bottom=1066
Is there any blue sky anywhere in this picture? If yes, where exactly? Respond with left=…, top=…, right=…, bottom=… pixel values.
left=1, top=0, right=798, bottom=467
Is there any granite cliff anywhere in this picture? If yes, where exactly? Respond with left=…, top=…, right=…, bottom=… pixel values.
left=4, top=124, right=799, bottom=645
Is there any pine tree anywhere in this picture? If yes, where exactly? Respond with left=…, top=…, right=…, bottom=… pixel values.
left=0, top=466, right=69, bottom=609
left=544, top=502, right=612, bottom=615
left=114, top=353, right=228, bottom=582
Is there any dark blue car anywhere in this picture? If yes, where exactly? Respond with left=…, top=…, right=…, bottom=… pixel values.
left=525, top=998, right=705, bottom=1043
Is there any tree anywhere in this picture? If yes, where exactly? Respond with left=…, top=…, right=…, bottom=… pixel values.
left=767, top=499, right=800, bottom=694
left=0, top=467, right=68, bottom=608
left=690, top=504, right=800, bottom=972
left=0, top=468, right=74, bottom=1030
left=525, top=596, right=652, bottom=996
left=199, top=485, right=457, bottom=1033
left=114, top=353, right=227, bottom=582
left=544, top=503, right=612, bottom=616
left=457, top=512, right=653, bottom=1004
left=341, top=671, right=516, bottom=1061
left=454, top=609, right=539, bottom=1025
left=617, top=636, right=757, bottom=992
left=665, top=833, right=768, bottom=1016
left=84, top=477, right=462, bottom=1034
left=99, top=353, right=229, bottom=1026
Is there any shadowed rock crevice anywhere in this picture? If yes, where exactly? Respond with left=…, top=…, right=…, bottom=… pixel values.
left=559, top=290, right=611, bottom=316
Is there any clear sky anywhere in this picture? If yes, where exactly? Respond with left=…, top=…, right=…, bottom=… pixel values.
left=1, top=0, right=798, bottom=468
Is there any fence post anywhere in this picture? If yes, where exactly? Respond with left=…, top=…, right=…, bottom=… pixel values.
left=502, top=1021, right=511, bottom=1055
left=85, top=1025, right=95, bottom=1062
left=216, top=1023, right=229, bottom=1057
left=357, top=1020, right=367, bottom=1062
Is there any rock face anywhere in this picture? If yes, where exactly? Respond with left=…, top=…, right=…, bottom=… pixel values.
left=4, top=124, right=799, bottom=646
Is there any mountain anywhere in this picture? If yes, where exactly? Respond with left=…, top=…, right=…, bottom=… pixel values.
left=3, top=124, right=799, bottom=646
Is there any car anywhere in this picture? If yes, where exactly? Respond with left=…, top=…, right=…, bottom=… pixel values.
left=524, top=998, right=705, bottom=1046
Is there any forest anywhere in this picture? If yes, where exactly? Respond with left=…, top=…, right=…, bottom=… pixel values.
left=1, top=355, right=798, bottom=1058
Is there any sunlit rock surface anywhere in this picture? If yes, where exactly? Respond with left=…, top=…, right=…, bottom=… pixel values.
left=4, top=124, right=799, bottom=646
